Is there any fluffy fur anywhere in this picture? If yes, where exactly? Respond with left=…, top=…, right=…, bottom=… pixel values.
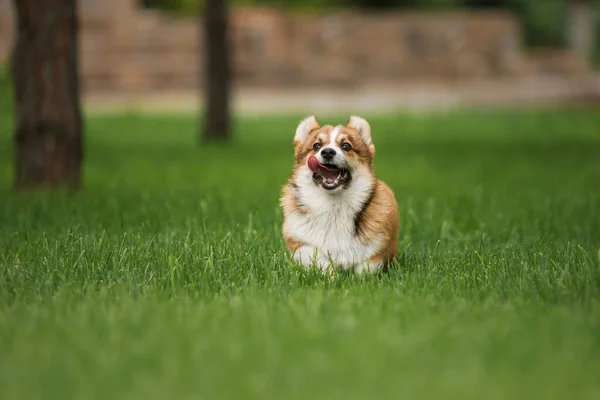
left=280, top=115, right=400, bottom=275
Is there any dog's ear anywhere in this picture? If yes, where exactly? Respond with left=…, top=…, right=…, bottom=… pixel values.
left=347, top=116, right=375, bottom=153
left=347, top=116, right=372, bottom=145
left=294, top=116, right=320, bottom=143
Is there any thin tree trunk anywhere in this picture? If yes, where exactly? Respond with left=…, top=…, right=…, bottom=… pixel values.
left=201, top=0, right=231, bottom=142
left=11, top=0, right=83, bottom=190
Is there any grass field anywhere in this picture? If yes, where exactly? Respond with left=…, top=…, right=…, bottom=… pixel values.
left=0, top=109, right=599, bottom=399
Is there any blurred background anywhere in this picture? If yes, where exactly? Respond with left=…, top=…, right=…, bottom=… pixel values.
left=1, top=0, right=599, bottom=115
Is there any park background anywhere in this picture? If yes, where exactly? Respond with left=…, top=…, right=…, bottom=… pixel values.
left=1, top=1, right=600, bottom=399
left=2, top=0, right=600, bottom=113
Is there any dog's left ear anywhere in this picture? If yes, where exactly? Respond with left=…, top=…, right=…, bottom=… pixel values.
left=347, top=116, right=374, bottom=151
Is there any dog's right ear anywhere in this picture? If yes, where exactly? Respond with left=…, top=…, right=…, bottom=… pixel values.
left=294, top=116, right=320, bottom=143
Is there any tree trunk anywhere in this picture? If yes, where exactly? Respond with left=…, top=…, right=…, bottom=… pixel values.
left=11, top=0, right=83, bottom=190
left=201, top=0, right=231, bottom=142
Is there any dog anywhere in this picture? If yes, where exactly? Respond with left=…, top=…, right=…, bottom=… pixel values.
left=280, top=116, right=400, bottom=275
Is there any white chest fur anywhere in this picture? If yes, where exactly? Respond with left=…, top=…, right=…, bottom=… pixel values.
left=284, top=166, right=381, bottom=270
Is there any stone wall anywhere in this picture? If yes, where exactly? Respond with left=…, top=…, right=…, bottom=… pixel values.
left=0, top=0, right=590, bottom=94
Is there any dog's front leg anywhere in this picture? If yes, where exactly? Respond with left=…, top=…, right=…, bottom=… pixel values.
left=293, top=246, right=335, bottom=275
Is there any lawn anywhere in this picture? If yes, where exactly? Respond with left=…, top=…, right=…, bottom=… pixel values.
left=0, top=109, right=599, bottom=400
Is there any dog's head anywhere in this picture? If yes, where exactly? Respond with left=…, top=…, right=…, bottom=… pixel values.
left=292, top=116, right=375, bottom=192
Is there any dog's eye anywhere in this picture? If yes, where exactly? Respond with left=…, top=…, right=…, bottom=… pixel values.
left=341, top=143, right=352, bottom=151
left=313, top=143, right=322, bottom=151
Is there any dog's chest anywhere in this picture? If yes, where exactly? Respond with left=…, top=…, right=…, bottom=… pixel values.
left=285, top=192, right=380, bottom=265
left=291, top=203, right=357, bottom=249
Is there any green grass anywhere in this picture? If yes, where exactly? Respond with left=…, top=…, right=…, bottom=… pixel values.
left=1, top=109, right=600, bottom=399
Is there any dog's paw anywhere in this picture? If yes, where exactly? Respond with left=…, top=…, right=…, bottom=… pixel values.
left=354, top=261, right=382, bottom=277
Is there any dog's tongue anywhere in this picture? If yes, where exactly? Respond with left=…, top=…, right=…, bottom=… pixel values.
left=307, top=155, right=340, bottom=180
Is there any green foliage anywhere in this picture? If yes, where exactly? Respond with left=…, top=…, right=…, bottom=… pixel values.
left=0, top=62, right=12, bottom=119
left=0, top=110, right=600, bottom=398
left=143, top=0, right=203, bottom=15
left=508, top=0, right=567, bottom=47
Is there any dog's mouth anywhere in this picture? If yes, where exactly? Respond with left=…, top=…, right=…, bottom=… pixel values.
left=308, top=156, right=351, bottom=190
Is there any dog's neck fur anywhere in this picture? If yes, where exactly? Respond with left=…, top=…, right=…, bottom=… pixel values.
left=294, top=164, right=375, bottom=217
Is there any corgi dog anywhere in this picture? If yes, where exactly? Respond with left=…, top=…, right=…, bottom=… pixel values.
left=280, top=116, right=400, bottom=275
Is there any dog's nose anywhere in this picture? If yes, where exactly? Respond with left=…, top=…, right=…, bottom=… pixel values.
left=320, top=147, right=336, bottom=161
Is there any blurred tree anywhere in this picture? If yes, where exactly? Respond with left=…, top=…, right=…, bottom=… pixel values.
left=11, top=0, right=83, bottom=190
left=201, top=0, right=231, bottom=142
